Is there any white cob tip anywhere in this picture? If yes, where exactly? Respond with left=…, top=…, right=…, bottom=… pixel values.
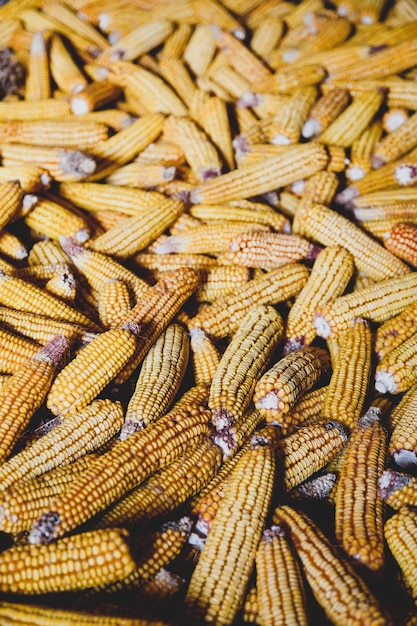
left=374, top=369, right=397, bottom=394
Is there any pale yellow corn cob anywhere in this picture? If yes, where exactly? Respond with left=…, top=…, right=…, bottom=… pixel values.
left=159, top=57, right=197, bottom=108
left=208, top=61, right=251, bottom=100
left=197, top=95, right=234, bottom=171
left=101, top=19, right=173, bottom=62
left=256, top=63, right=326, bottom=94
left=183, top=24, right=216, bottom=77
left=250, top=15, right=284, bottom=59
left=0, top=181, right=23, bottom=231
left=42, top=0, right=110, bottom=53
left=375, top=332, right=417, bottom=395
left=49, top=33, right=88, bottom=95
left=0, top=119, right=109, bottom=150
left=196, top=266, right=250, bottom=302
left=25, top=30, right=51, bottom=101
left=346, top=120, right=383, bottom=181
left=190, top=142, right=328, bottom=204
left=314, top=271, right=417, bottom=339
left=324, top=77, right=417, bottom=111
left=159, top=21, right=192, bottom=59
left=0, top=229, right=27, bottom=261
left=385, top=507, right=417, bottom=603
left=106, top=162, right=175, bottom=189
left=28, top=239, right=71, bottom=266
left=209, top=304, right=284, bottom=430
left=25, top=198, right=90, bottom=243
left=122, top=323, right=189, bottom=438
left=189, top=262, right=309, bottom=340
left=268, top=87, right=318, bottom=145
left=294, top=202, right=409, bottom=281
left=0, top=98, right=71, bottom=121
left=189, top=202, right=290, bottom=233
left=0, top=164, right=51, bottom=193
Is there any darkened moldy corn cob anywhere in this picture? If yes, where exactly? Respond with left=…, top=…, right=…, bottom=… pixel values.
left=1, top=0, right=417, bottom=624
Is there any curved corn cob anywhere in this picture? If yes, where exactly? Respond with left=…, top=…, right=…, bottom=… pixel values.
left=284, top=245, right=354, bottom=352
left=46, top=324, right=139, bottom=416
left=375, top=332, right=417, bottom=395
left=379, top=469, right=417, bottom=510
left=0, top=335, right=69, bottom=464
left=313, top=271, right=417, bottom=339
left=0, top=399, right=124, bottom=492
left=253, top=347, right=330, bottom=424
left=321, top=318, right=372, bottom=429
left=273, top=505, right=390, bottom=625
left=256, top=525, right=309, bottom=626
left=209, top=304, right=284, bottom=430
left=385, top=507, right=417, bottom=603
left=122, top=323, right=190, bottom=438
left=335, top=406, right=387, bottom=572
left=184, top=427, right=279, bottom=625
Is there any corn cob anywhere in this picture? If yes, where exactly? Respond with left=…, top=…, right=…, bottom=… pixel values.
left=184, top=427, right=279, bottom=625
left=134, top=253, right=217, bottom=278
left=0, top=118, right=109, bottom=150
left=256, top=63, right=326, bottom=93
left=266, top=86, right=318, bottom=145
left=375, top=331, right=417, bottom=395
left=115, top=267, right=199, bottom=384
left=122, top=324, right=190, bottom=438
left=0, top=98, right=71, bottom=122
left=372, top=111, right=417, bottom=168
left=28, top=239, right=72, bottom=266
left=0, top=399, right=124, bottom=492
left=314, top=270, right=417, bottom=339
left=255, top=525, right=309, bottom=626
left=101, top=19, right=173, bottom=62
left=98, top=279, right=131, bottom=329
left=321, top=318, right=372, bottom=429
left=386, top=383, right=417, bottom=468
left=240, top=585, right=259, bottom=625
left=24, top=30, right=51, bottom=102
left=346, top=120, right=383, bottom=181
left=28, top=389, right=211, bottom=543
left=158, top=57, right=198, bottom=110
left=289, top=472, right=338, bottom=503
left=208, top=305, right=284, bottom=430
left=49, top=32, right=88, bottom=95
left=0, top=327, right=40, bottom=374
left=375, top=300, right=417, bottom=361
left=189, top=262, right=309, bottom=340
left=25, top=198, right=91, bottom=243
left=0, top=181, right=23, bottom=231
left=196, top=266, right=250, bottom=302
left=385, top=507, right=417, bottom=603
left=0, top=229, right=27, bottom=261
left=0, top=335, right=69, bottom=464
left=0, top=164, right=50, bottom=193
left=46, top=324, right=139, bottom=416
left=97, top=439, right=222, bottom=531
left=189, top=202, right=290, bottom=233
left=379, top=469, right=417, bottom=510
left=105, top=162, right=176, bottom=189
left=277, top=385, right=327, bottom=436
left=284, top=246, right=354, bottom=352
left=295, top=202, right=409, bottom=281
left=384, top=222, right=417, bottom=266
left=253, top=347, right=330, bottom=424
left=189, top=142, right=328, bottom=204
left=189, top=328, right=221, bottom=387
left=335, top=406, right=387, bottom=572
left=272, top=505, right=390, bottom=624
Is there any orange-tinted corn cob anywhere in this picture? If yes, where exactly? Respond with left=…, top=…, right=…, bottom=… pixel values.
left=29, top=390, right=211, bottom=543
left=284, top=245, right=354, bottom=352
left=189, top=262, right=309, bottom=340
left=25, top=198, right=91, bottom=243
left=208, top=305, right=284, bottom=430
left=256, top=525, right=309, bottom=626
left=46, top=324, right=139, bottom=416
left=385, top=507, right=417, bottom=603
left=184, top=427, right=279, bottom=625
left=375, top=300, right=417, bottom=361
left=273, top=505, right=389, bottom=624
left=379, top=469, right=417, bottom=510
left=0, top=335, right=69, bottom=464
left=375, top=331, right=417, bottom=395
left=122, top=324, right=189, bottom=438
left=0, top=399, right=124, bottom=492
left=253, top=347, right=330, bottom=424
left=321, top=318, right=372, bottom=429
left=385, top=222, right=417, bottom=266
left=335, top=406, right=387, bottom=572
left=313, top=271, right=417, bottom=339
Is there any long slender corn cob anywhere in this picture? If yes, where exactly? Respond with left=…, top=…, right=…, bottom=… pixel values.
left=121, top=324, right=190, bottom=438
left=335, top=406, right=387, bottom=572
left=385, top=507, right=417, bottom=603
left=253, top=347, right=330, bottom=424
left=208, top=304, right=284, bottom=430
left=190, top=327, right=221, bottom=387
left=184, top=427, right=279, bottom=625
left=278, top=505, right=391, bottom=623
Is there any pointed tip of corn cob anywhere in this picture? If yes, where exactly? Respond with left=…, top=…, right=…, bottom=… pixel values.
left=211, top=429, right=236, bottom=460
left=22, top=193, right=38, bottom=212
left=324, top=420, right=349, bottom=441
left=59, top=150, right=96, bottom=178
left=375, top=369, right=397, bottom=394
left=154, top=236, right=183, bottom=254
left=28, top=511, right=60, bottom=545
left=262, top=525, right=286, bottom=541
left=392, top=448, right=417, bottom=470
left=30, top=30, right=47, bottom=56
left=75, top=228, right=90, bottom=244
left=378, top=469, right=412, bottom=500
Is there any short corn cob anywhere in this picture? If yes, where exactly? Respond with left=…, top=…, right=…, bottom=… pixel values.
left=272, top=505, right=389, bottom=625
left=385, top=507, right=417, bottom=602
left=0, top=335, right=69, bottom=464
left=0, top=229, right=27, bottom=260
left=218, top=231, right=318, bottom=269
left=0, top=399, right=124, bottom=492
left=255, top=525, right=309, bottom=626
left=321, top=318, right=372, bottom=429
left=184, top=427, right=279, bottom=625
left=284, top=245, right=354, bottom=352
left=196, top=266, right=250, bottom=303
left=25, top=198, right=91, bottom=243
left=253, top=347, right=330, bottom=424
left=98, top=279, right=131, bottom=329
left=302, top=88, right=350, bottom=138
left=372, top=111, right=417, bottom=168
left=0, top=119, right=109, bottom=150
left=0, top=327, right=40, bottom=374
left=28, top=389, right=211, bottom=543
left=335, top=406, right=387, bottom=572
left=0, top=528, right=135, bottom=594
left=0, top=164, right=51, bottom=193
left=49, top=33, right=88, bottom=95
left=97, top=439, right=222, bottom=530
left=208, top=304, right=284, bottom=430
left=313, top=271, right=417, bottom=339
left=387, top=383, right=417, bottom=467
left=294, top=202, right=410, bottom=281
left=379, top=469, right=417, bottom=510
left=28, top=239, right=72, bottom=266
left=0, top=181, right=23, bottom=230
left=190, top=328, right=221, bottom=387
left=121, top=324, right=190, bottom=438
left=189, top=142, right=328, bottom=204
left=277, top=385, right=327, bottom=436
left=288, top=472, right=338, bottom=502
left=69, top=81, right=122, bottom=115
left=375, top=300, right=417, bottom=361
left=189, top=262, right=309, bottom=340
left=46, top=324, right=139, bottom=416
left=384, top=222, right=417, bottom=266
left=346, top=120, right=383, bottom=181
left=375, top=331, right=417, bottom=395
left=277, top=421, right=348, bottom=491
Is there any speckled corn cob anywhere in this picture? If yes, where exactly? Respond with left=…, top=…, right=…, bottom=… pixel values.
left=121, top=324, right=189, bottom=438
left=189, top=262, right=309, bottom=340
left=385, top=507, right=417, bottom=603
left=0, top=399, right=124, bottom=492
left=335, top=406, right=387, bottom=572
left=321, top=318, right=372, bottom=429
left=184, top=427, right=279, bottom=625
left=313, top=271, right=417, bottom=339
left=253, top=347, right=330, bottom=425
left=284, top=246, right=354, bottom=352
left=255, top=525, right=309, bottom=626
left=46, top=324, right=139, bottom=416
left=208, top=305, right=283, bottom=430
